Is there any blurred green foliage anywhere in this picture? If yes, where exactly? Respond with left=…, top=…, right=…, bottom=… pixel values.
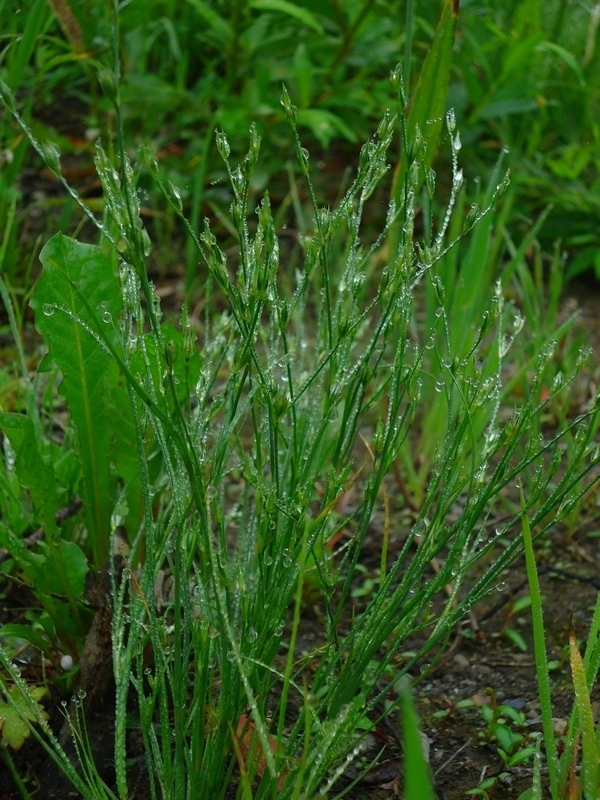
left=1, top=0, right=598, bottom=283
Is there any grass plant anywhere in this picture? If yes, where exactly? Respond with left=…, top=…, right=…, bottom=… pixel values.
left=0, top=1, right=598, bottom=798
left=521, top=497, right=600, bottom=800
left=1, top=50, right=600, bottom=796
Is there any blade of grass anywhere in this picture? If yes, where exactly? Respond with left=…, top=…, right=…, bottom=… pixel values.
left=569, top=621, right=599, bottom=800
left=401, top=678, right=436, bottom=800
left=520, top=488, right=559, bottom=798
left=389, top=0, right=458, bottom=259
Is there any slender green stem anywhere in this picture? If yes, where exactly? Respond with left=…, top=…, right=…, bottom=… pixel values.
left=520, top=489, right=559, bottom=798
left=404, top=0, right=414, bottom=91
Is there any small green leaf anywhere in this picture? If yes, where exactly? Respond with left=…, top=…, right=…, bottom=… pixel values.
left=0, top=684, right=48, bottom=751
left=0, top=625, right=51, bottom=657
left=35, top=541, right=89, bottom=600
left=504, top=627, right=528, bottom=652
left=249, top=0, right=324, bottom=33
left=495, top=723, right=521, bottom=754
left=0, top=413, right=59, bottom=537
left=508, top=746, right=536, bottom=767
left=296, top=109, right=358, bottom=147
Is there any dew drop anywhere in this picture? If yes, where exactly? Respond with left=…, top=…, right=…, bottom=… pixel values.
left=60, top=654, right=73, bottom=671
left=42, top=303, right=55, bottom=317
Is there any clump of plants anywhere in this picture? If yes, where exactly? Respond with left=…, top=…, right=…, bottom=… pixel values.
left=0, top=3, right=598, bottom=799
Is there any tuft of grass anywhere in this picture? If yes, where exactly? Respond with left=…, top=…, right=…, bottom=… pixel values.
left=0, top=2, right=598, bottom=798
left=2, top=51, right=599, bottom=796
left=521, top=496, right=600, bottom=800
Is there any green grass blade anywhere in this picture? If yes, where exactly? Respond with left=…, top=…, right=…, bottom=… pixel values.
left=520, top=490, right=559, bottom=798
left=6, top=0, right=50, bottom=89
left=249, top=0, right=324, bottom=33
left=390, top=0, right=458, bottom=257
left=405, top=0, right=458, bottom=170
left=569, top=623, right=599, bottom=799
left=401, top=678, right=436, bottom=800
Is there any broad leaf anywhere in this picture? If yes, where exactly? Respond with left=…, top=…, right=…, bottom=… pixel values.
left=0, top=684, right=48, bottom=751
left=0, top=625, right=52, bottom=657
left=35, top=540, right=89, bottom=600
left=31, top=234, right=128, bottom=567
